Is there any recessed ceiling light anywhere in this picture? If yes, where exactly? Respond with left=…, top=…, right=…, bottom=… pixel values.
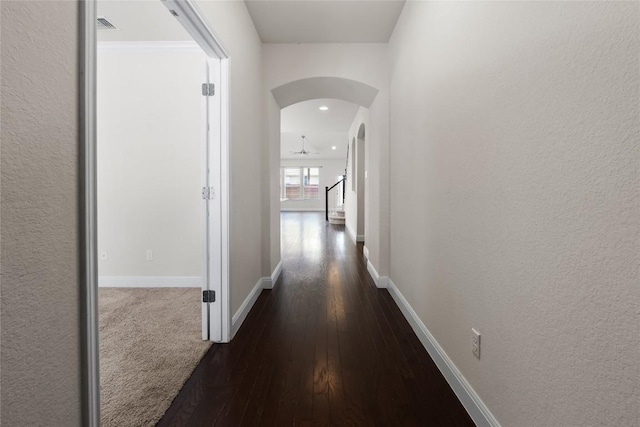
left=319, top=106, right=329, bottom=111
left=331, top=146, right=337, bottom=150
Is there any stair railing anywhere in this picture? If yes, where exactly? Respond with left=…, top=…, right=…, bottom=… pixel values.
left=326, top=175, right=346, bottom=221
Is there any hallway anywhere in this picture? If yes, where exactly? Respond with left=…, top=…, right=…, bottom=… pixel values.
left=158, top=212, right=473, bottom=426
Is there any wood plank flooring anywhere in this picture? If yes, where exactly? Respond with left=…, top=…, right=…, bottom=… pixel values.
left=157, top=212, right=474, bottom=426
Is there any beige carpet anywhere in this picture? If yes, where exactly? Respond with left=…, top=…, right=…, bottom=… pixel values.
left=99, top=288, right=212, bottom=427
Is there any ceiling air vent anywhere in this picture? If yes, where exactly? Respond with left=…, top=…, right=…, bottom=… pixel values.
left=97, top=17, right=117, bottom=30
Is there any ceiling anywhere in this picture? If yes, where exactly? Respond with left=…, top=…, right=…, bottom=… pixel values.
left=281, top=99, right=359, bottom=160
left=245, top=0, right=406, bottom=43
left=97, top=0, right=406, bottom=44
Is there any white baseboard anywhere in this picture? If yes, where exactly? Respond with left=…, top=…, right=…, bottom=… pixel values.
left=98, top=276, right=201, bottom=288
left=230, top=261, right=283, bottom=338
left=271, top=261, right=283, bottom=286
left=363, top=245, right=370, bottom=260
left=231, top=278, right=263, bottom=339
left=346, top=223, right=356, bottom=243
left=365, top=259, right=388, bottom=289
left=386, top=278, right=500, bottom=427
left=262, top=260, right=283, bottom=289
left=346, top=222, right=365, bottom=243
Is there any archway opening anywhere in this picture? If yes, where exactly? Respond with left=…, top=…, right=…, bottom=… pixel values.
left=269, top=76, right=379, bottom=262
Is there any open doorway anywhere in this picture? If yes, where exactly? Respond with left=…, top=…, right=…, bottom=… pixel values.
left=85, top=1, right=230, bottom=425
left=279, top=99, right=356, bottom=229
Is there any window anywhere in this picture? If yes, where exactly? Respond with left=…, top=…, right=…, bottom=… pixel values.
left=281, top=167, right=320, bottom=200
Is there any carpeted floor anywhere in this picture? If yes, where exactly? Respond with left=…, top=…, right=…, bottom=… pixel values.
left=99, top=288, right=212, bottom=427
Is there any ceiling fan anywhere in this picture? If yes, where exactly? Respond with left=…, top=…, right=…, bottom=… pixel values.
left=289, top=135, right=319, bottom=156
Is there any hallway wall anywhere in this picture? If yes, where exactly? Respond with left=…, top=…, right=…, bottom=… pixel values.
left=345, top=107, right=370, bottom=242
left=388, top=2, right=639, bottom=426
left=263, top=43, right=390, bottom=275
left=0, top=1, right=82, bottom=424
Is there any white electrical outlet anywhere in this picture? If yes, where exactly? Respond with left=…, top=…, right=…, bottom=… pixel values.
left=146, top=250, right=153, bottom=261
left=472, top=328, right=481, bottom=359
left=100, top=251, right=108, bottom=261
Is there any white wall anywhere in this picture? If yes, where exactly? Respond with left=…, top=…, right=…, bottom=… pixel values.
left=388, top=2, right=639, bottom=426
left=97, top=49, right=204, bottom=280
left=345, top=107, right=370, bottom=242
left=1, top=1, right=82, bottom=424
left=263, top=43, right=389, bottom=273
left=280, top=159, right=345, bottom=212
left=196, top=1, right=266, bottom=312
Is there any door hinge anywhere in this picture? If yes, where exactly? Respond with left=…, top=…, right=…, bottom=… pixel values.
left=202, top=187, right=215, bottom=200
left=202, top=83, right=215, bottom=97
left=203, top=290, right=216, bottom=303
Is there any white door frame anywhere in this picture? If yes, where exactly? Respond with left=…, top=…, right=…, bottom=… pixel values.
left=80, top=1, right=230, bottom=425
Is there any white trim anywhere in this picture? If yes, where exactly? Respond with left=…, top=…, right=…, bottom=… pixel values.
left=231, top=277, right=264, bottom=339
left=98, top=276, right=201, bottom=288
left=261, top=277, right=274, bottom=290
left=346, top=223, right=357, bottom=243
left=200, top=60, right=210, bottom=341
left=386, top=278, right=501, bottom=427
left=97, top=41, right=202, bottom=53
left=205, top=57, right=223, bottom=343
left=363, top=245, right=370, bottom=260
left=366, top=259, right=388, bottom=289
left=161, top=0, right=228, bottom=58
left=230, top=261, right=283, bottom=338
left=259, top=261, right=283, bottom=290
left=81, top=1, right=100, bottom=425
left=220, top=58, right=231, bottom=343
left=346, top=222, right=365, bottom=243
left=268, top=261, right=283, bottom=288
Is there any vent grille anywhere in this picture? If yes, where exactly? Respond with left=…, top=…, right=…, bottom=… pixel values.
left=97, top=17, right=117, bottom=30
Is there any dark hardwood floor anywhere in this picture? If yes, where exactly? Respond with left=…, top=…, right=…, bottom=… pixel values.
left=157, top=212, right=474, bottom=426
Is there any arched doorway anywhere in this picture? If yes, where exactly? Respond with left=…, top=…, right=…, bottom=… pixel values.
left=267, top=76, right=379, bottom=262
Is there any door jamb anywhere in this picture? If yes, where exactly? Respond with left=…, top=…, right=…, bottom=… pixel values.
left=80, top=1, right=231, bottom=425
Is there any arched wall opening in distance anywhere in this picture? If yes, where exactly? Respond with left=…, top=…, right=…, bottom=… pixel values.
left=263, top=76, right=379, bottom=254
left=271, top=77, right=379, bottom=109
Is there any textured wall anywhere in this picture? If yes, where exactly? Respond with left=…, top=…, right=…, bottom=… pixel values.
left=97, top=49, right=205, bottom=278
left=1, top=1, right=82, bottom=425
left=388, top=2, right=639, bottom=425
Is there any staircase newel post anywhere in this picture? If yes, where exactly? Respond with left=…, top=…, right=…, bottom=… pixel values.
left=325, top=186, right=329, bottom=221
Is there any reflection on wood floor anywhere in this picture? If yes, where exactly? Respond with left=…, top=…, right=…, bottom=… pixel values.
left=158, top=212, right=474, bottom=426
